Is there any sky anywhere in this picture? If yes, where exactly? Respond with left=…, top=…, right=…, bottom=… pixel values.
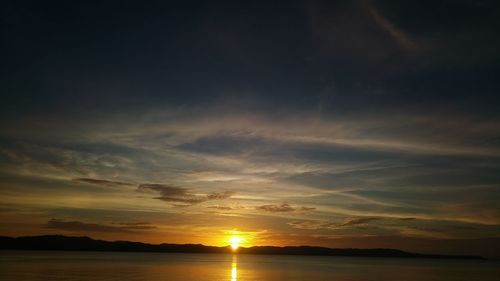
left=1, top=0, right=500, bottom=258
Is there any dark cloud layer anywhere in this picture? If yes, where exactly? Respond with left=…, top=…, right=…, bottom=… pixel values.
left=2, top=0, right=500, bottom=116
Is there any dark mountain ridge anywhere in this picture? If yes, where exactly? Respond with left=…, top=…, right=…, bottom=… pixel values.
left=0, top=235, right=485, bottom=260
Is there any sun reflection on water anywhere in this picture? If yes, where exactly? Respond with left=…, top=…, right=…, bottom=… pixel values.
left=230, top=255, right=238, bottom=281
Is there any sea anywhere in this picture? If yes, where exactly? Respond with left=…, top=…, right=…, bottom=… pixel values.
left=1, top=250, right=499, bottom=281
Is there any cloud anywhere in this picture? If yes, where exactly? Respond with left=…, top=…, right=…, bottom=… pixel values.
left=207, top=191, right=233, bottom=200
left=207, top=205, right=234, bottom=211
left=114, top=222, right=157, bottom=230
left=365, top=2, right=418, bottom=51
left=255, top=203, right=315, bottom=213
left=256, top=203, right=295, bottom=212
left=399, top=226, right=453, bottom=239
left=288, top=217, right=381, bottom=230
left=207, top=205, right=241, bottom=211
left=339, top=217, right=380, bottom=227
left=73, top=178, right=133, bottom=187
left=137, top=184, right=233, bottom=205
left=137, top=184, right=205, bottom=204
left=45, top=219, right=156, bottom=233
left=288, top=220, right=332, bottom=230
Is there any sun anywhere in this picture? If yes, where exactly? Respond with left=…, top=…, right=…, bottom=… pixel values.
left=229, top=236, right=243, bottom=251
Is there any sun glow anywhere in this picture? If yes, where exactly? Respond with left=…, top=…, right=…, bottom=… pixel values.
left=229, top=236, right=243, bottom=251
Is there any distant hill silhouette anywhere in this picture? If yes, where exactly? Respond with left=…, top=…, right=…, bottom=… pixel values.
left=0, top=235, right=484, bottom=260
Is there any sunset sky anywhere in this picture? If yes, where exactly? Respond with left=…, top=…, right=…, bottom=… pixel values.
left=1, top=1, right=500, bottom=258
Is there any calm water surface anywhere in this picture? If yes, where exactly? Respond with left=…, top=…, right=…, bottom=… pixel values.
left=1, top=250, right=499, bottom=281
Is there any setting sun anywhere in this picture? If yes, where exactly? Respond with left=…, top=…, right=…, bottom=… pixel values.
left=229, top=236, right=243, bottom=251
